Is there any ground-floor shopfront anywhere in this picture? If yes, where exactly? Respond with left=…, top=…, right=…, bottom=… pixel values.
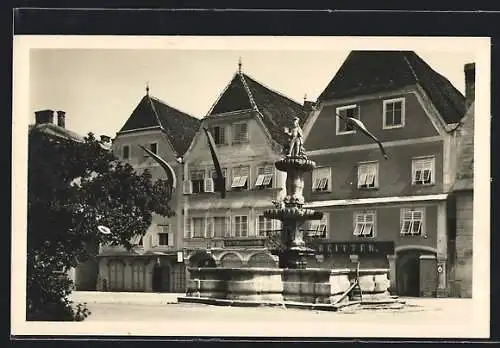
left=97, top=253, right=187, bottom=293
left=303, top=195, right=451, bottom=297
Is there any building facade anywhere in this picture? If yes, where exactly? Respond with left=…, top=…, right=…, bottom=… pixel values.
left=96, top=90, right=200, bottom=292
left=448, top=63, right=475, bottom=298
left=182, top=68, right=311, bottom=269
left=302, top=51, right=467, bottom=297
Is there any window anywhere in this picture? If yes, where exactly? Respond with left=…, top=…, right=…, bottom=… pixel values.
left=122, top=145, right=130, bottom=160
left=353, top=212, right=376, bottom=238
left=383, top=98, right=405, bottom=129
left=312, top=167, right=331, bottom=192
left=308, top=213, right=329, bottom=238
left=233, top=216, right=248, bottom=237
left=192, top=217, right=206, bottom=238
left=232, top=123, right=249, bottom=144
left=211, top=126, right=226, bottom=145
left=190, top=170, right=205, bottom=194
left=144, top=142, right=158, bottom=156
left=257, top=215, right=274, bottom=236
left=231, top=166, right=249, bottom=190
left=158, top=225, right=169, bottom=246
left=400, top=208, right=425, bottom=236
left=336, top=105, right=359, bottom=135
left=149, top=142, right=158, bottom=154
left=210, top=168, right=227, bottom=190
left=412, top=157, right=435, bottom=185
left=357, top=162, right=378, bottom=189
left=213, top=217, right=228, bottom=238
left=255, top=165, right=274, bottom=189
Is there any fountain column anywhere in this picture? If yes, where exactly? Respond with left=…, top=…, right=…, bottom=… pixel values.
left=265, top=157, right=323, bottom=269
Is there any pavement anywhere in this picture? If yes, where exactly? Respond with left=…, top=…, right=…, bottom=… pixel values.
left=65, top=291, right=487, bottom=338
left=69, top=291, right=183, bottom=305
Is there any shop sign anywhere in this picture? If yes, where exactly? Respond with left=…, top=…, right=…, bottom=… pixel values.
left=224, top=238, right=266, bottom=247
left=314, top=241, right=394, bottom=255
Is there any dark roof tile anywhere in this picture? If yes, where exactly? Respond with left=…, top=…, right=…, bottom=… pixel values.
left=119, top=95, right=201, bottom=156
left=318, top=51, right=466, bottom=124
left=207, top=72, right=309, bottom=146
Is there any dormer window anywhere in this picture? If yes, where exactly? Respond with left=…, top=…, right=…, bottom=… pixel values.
left=336, top=105, right=359, bottom=135
left=383, top=97, right=405, bottom=129
left=232, top=123, right=249, bottom=144
left=211, top=126, right=226, bottom=145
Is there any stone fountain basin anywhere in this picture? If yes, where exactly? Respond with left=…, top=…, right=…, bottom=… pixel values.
left=264, top=207, right=323, bottom=221
left=275, top=157, right=316, bottom=172
left=184, top=267, right=391, bottom=305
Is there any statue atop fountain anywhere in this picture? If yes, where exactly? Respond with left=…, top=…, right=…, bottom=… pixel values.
left=264, top=117, right=323, bottom=269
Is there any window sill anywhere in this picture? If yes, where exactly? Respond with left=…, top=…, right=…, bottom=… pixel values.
left=383, top=124, right=404, bottom=130
left=412, top=183, right=435, bottom=187
left=312, top=189, right=332, bottom=194
left=336, top=130, right=356, bottom=136
left=357, top=186, right=379, bottom=191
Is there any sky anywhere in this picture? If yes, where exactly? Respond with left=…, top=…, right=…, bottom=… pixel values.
left=29, top=45, right=478, bottom=139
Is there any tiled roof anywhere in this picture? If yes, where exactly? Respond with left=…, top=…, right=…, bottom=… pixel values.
left=318, top=51, right=466, bottom=124
left=29, top=123, right=85, bottom=143
left=453, top=102, right=474, bottom=191
left=118, top=95, right=201, bottom=156
left=207, top=72, right=309, bottom=146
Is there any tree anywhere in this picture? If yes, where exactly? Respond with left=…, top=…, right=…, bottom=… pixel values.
left=27, top=130, right=173, bottom=321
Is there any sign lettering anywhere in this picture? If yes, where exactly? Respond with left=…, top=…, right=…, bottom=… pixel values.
left=224, top=239, right=266, bottom=247
left=312, top=241, right=394, bottom=255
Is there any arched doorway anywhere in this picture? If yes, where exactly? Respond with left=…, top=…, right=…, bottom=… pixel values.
left=189, top=251, right=216, bottom=268
left=396, top=249, right=436, bottom=297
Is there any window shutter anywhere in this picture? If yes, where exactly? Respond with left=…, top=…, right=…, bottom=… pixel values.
left=183, top=180, right=193, bottom=194
left=168, top=231, right=174, bottom=246
left=255, top=217, right=260, bottom=236
left=204, top=178, right=214, bottom=193
left=255, top=174, right=265, bottom=186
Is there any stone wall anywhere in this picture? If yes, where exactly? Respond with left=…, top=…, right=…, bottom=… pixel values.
left=453, top=192, right=473, bottom=298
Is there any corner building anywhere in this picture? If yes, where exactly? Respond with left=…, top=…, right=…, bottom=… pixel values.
left=96, top=90, right=200, bottom=293
left=302, top=51, right=467, bottom=297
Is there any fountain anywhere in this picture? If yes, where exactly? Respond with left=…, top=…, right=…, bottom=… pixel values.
left=179, top=117, right=399, bottom=310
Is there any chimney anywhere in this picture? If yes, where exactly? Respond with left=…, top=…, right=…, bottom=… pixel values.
left=464, top=63, right=475, bottom=109
left=100, top=135, right=111, bottom=144
left=303, top=100, right=316, bottom=113
left=34, top=109, right=54, bottom=125
left=56, top=110, right=66, bottom=128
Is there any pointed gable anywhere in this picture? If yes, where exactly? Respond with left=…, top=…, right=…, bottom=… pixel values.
left=318, top=51, right=466, bottom=124
left=207, top=71, right=308, bottom=147
left=209, top=74, right=254, bottom=115
left=119, top=96, right=162, bottom=132
left=453, top=103, right=474, bottom=191
left=118, top=94, right=201, bottom=156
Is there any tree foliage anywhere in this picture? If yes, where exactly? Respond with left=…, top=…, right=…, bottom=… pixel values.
left=27, top=130, right=173, bottom=321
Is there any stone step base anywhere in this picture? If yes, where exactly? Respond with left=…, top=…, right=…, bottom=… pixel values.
left=177, top=296, right=406, bottom=312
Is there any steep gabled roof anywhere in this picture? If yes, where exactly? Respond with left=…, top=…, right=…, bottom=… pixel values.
left=118, top=94, right=201, bottom=156
left=207, top=72, right=309, bottom=146
left=318, top=51, right=466, bottom=124
left=453, top=102, right=474, bottom=191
